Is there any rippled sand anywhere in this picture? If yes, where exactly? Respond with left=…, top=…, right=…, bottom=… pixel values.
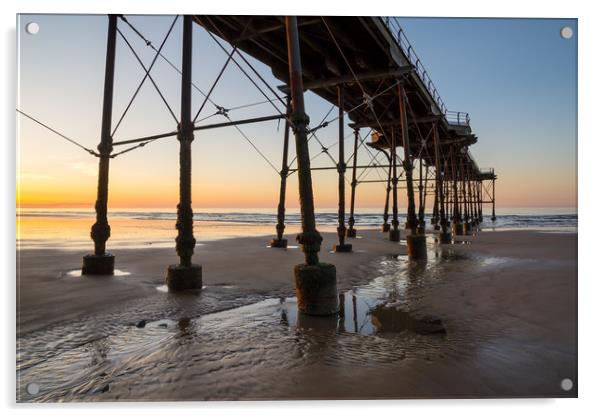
left=16, top=229, right=577, bottom=401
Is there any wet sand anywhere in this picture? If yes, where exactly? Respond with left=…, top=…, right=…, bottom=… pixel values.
left=16, top=229, right=577, bottom=401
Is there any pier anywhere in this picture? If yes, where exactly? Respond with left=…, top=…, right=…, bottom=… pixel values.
left=20, top=14, right=498, bottom=314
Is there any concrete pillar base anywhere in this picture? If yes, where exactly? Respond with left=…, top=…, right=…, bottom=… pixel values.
left=463, top=222, right=473, bottom=234
left=294, top=263, right=339, bottom=316
left=381, top=223, right=390, bottom=232
left=439, top=231, right=452, bottom=244
left=269, top=238, right=288, bottom=248
left=453, top=223, right=464, bottom=236
left=333, top=243, right=353, bottom=252
left=166, top=264, right=203, bottom=291
left=406, top=234, right=427, bottom=259
left=82, top=253, right=115, bottom=275
left=389, top=228, right=401, bottom=242
left=346, top=228, right=357, bottom=238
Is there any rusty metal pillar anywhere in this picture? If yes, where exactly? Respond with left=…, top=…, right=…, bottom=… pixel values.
left=431, top=166, right=440, bottom=229
left=381, top=148, right=392, bottom=232
left=492, top=177, right=497, bottom=221
left=478, top=179, right=484, bottom=223
left=433, top=123, right=451, bottom=244
left=334, top=85, right=352, bottom=252
left=166, top=15, right=202, bottom=291
left=460, top=157, right=472, bottom=235
left=452, top=151, right=463, bottom=236
left=417, top=158, right=426, bottom=234
left=389, top=128, right=400, bottom=242
left=398, top=85, right=426, bottom=258
left=286, top=16, right=338, bottom=316
left=346, top=127, right=360, bottom=238
left=270, top=96, right=292, bottom=248
left=82, top=15, right=118, bottom=276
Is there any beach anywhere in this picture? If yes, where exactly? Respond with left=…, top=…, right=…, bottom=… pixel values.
left=16, top=225, right=577, bottom=401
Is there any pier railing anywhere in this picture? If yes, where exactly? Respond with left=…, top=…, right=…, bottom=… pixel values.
left=382, top=17, right=471, bottom=129
left=445, top=111, right=470, bottom=126
left=383, top=17, right=448, bottom=115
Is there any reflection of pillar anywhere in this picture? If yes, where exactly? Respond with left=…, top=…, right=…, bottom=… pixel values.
left=270, top=96, right=292, bottom=248
left=82, top=15, right=118, bottom=276
left=346, top=128, right=359, bottom=238
left=352, top=293, right=358, bottom=333
left=398, top=85, right=426, bottom=258
left=166, top=15, right=202, bottom=290
left=286, top=16, right=338, bottom=315
left=334, top=85, right=352, bottom=252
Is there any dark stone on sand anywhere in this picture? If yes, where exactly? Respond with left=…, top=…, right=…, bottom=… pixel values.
left=136, top=320, right=147, bottom=328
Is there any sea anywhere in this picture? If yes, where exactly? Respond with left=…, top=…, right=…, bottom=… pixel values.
left=16, top=207, right=577, bottom=250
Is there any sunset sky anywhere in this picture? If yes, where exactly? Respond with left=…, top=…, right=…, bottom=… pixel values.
left=17, top=15, right=577, bottom=210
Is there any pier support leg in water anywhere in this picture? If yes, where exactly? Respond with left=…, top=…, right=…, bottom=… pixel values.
left=334, top=85, right=352, bottom=252
left=451, top=151, right=464, bottom=237
left=270, top=96, right=292, bottom=248
left=433, top=122, right=452, bottom=244
left=166, top=15, right=202, bottom=291
left=389, top=128, right=401, bottom=241
left=398, top=85, right=426, bottom=259
left=381, top=147, right=392, bottom=232
left=346, top=128, right=360, bottom=238
left=491, top=177, right=497, bottom=221
left=82, top=15, right=118, bottom=276
left=286, top=16, right=338, bottom=315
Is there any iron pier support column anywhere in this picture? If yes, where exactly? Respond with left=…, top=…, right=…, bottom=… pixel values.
left=389, top=128, right=400, bottom=242
left=461, top=159, right=472, bottom=235
left=478, top=180, right=484, bottom=223
left=334, top=85, right=352, bottom=252
left=166, top=15, right=202, bottom=291
left=431, top=165, right=440, bottom=230
left=417, top=157, right=426, bottom=234
left=398, top=85, right=426, bottom=258
left=82, top=14, right=118, bottom=276
left=452, top=152, right=463, bottom=236
left=286, top=16, right=338, bottom=316
left=433, top=123, right=451, bottom=244
left=270, top=96, right=292, bottom=248
left=381, top=149, right=392, bottom=232
left=346, top=127, right=360, bottom=238
left=491, top=177, right=497, bottom=221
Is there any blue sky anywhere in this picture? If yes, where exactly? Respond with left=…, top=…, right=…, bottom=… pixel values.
left=17, top=15, right=577, bottom=208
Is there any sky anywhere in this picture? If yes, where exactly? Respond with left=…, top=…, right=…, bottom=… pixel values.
left=17, top=15, right=577, bottom=210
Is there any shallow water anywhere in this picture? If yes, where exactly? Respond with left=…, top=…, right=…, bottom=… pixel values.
left=16, top=243, right=519, bottom=402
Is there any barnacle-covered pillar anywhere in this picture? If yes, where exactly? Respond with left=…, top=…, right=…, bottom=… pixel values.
left=286, top=16, right=338, bottom=315
left=82, top=14, right=118, bottom=276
